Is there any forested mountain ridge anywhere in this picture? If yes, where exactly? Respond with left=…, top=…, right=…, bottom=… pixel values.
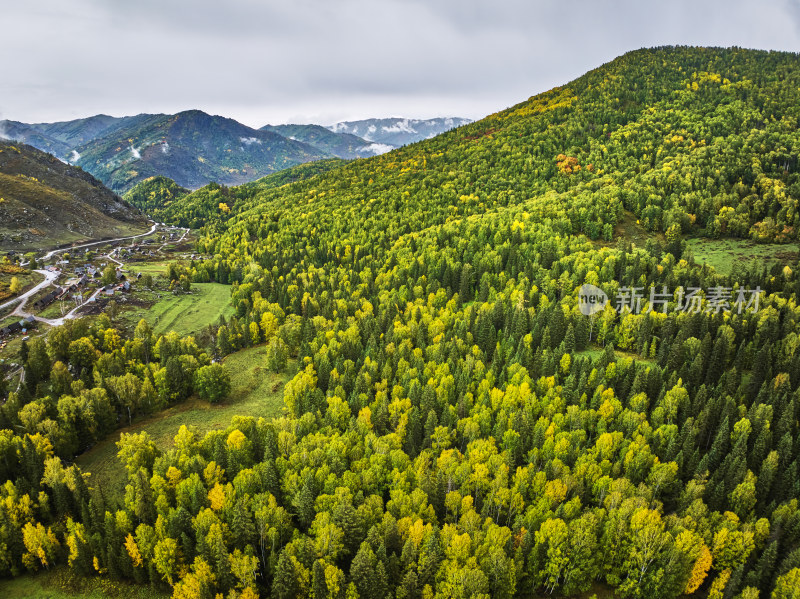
left=2, top=46, right=800, bottom=599
left=173, top=46, right=800, bottom=246
left=123, top=175, right=191, bottom=217
left=30, top=114, right=157, bottom=150
left=70, top=110, right=329, bottom=193
left=0, top=114, right=161, bottom=164
left=0, top=120, right=73, bottom=158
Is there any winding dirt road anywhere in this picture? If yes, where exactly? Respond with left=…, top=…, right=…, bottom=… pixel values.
left=0, top=269, right=59, bottom=312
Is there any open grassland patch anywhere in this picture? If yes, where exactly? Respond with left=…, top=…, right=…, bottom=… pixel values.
left=0, top=568, right=168, bottom=599
left=117, top=282, right=234, bottom=336
left=687, top=238, right=799, bottom=275
left=76, top=346, right=292, bottom=494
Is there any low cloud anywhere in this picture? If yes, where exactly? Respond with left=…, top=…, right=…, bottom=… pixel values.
left=0, top=120, right=15, bottom=141
left=240, top=136, right=261, bottom=145
left=130, top=145, right=141, bottom=160
left=356, top=143, right=394, bottom=155
left=381, top=119, right=416, bottom=134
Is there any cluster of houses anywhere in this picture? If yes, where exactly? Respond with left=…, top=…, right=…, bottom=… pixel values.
left=30, top=266, right=135, bottom=312
left=112, top=240, right=157, bottom=260
left=74, top=265, right=100, bottom=278
left=31, top=269, right=94, bottom=311
left=103, top=273, right=131, bottom=296
left=31, top=277, right=91, bottom=311
left=0, top=316, right=35, bottom=338
left=0, top=244, right=153, bottom=343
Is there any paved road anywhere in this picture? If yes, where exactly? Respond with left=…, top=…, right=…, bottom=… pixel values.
left=0, top=269, right=59, bottom=312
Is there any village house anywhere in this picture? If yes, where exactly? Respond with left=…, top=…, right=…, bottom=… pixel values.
left=21, top=316, right=35, bottom=332
left=0, top=317, right=35, bottom=338
left=32, top=289, right=61, bottom=311
left=0, top=322, right=21, bottom=337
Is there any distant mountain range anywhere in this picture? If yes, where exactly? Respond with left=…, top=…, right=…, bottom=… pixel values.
left=0, top=140, right=148, bottom=250
left=327, top=117, right=472, bottom=147
left=72, top=110, right=332, bottom=193
left=259, top=124, right=380, bottom=160
left=0, top=112, right=471, bottom=193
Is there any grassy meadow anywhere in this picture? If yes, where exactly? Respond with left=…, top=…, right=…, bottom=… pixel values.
left=116, top=281, right=234, bottom=336
left=75, top=345, right=291, bottom=494
left=687, top=238, right=799, bottom=275
left=0, top=569, right=168, bottom=599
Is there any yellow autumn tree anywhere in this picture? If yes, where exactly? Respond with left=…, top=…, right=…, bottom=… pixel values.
left=708, top=569, right=732, bottom=599
left=772, top=568, right=800, bottom=599
left=173, top=557, right=217, bottom=599
left=125, top=533, right=143, bottom=567
left=208, top=482, right=226, bottom=511
left=21, top=522, right=59, bottom=571
left=227, top=429, right=247, bottom=451
left=9, top=277, right=21, bottom=294
left=685, top=543, right=712, bottom=593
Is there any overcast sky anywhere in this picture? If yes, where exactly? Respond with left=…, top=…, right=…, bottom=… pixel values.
left=1, top=0, right=799, bottom=128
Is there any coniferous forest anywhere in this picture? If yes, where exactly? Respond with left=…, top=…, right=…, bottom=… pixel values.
left=2, top=46, right=800, bottom=598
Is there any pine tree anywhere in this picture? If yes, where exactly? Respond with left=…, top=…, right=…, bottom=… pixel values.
left=743, top=540, right=778, bottom=594
left=417, top=528, right=442, bottom=589
left=272, top=550, right=299, bottom=599
left=231, top=498, right=256, bottom=549
left=350, top=542, right=378, bottom=599
left=312, top=559, right=328, bottom=599
left=564, top=323, right=576, bottom=354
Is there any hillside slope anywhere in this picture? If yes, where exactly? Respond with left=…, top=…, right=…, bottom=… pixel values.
left=3, top=47, right=800, bottom=599
left=123, top=175, right=190, bottom=217
left=154, top=46, right=800, bottom=597
left=0, top=140, right=148, bottom=250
